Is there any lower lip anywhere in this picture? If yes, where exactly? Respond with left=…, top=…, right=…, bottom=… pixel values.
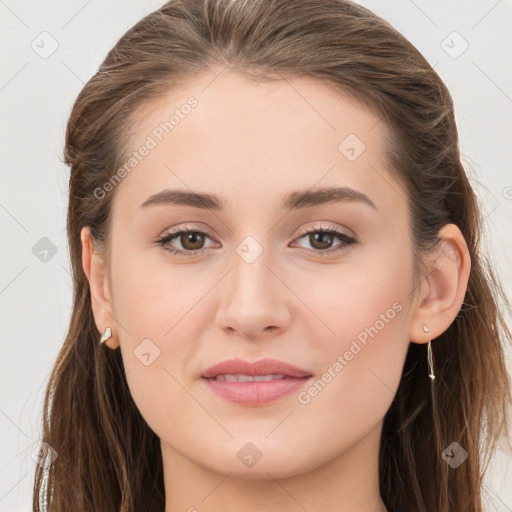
left=202, top=376, right=312, bottom=406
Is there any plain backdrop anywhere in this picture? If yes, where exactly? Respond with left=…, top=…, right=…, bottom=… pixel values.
left=1, top=1, right=511, bottom=510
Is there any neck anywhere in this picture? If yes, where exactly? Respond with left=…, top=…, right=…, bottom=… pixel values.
left=162, top=421, right=387, bottom=512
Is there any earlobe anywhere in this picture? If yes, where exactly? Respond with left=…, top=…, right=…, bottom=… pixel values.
left=409, top=224, right=471, bottom=344
left=80, top=227, right=120, bottom=349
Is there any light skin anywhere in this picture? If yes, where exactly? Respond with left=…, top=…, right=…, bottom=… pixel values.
left=81, top=69, right=470, bottom=511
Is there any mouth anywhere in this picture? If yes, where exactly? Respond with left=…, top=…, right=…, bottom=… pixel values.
left=208, top=373, right=289, bottom=382
left=201, top=358, right=313, bottom=406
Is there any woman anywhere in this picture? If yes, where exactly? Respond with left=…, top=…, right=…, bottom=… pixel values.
left=33, top=0, right=511, bottom=510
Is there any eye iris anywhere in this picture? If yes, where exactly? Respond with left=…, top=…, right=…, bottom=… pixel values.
left=310, top=232, right=333, bottom=250
left=181, top=232, right=205, bottom=250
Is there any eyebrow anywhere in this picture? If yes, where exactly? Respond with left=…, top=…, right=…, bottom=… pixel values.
left=138, top=186, right=377, bottom=212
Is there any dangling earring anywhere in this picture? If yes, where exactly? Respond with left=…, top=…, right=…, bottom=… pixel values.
left=423, top=324, right=435, bottom=380
left=99, top=327, right=112, bottom=344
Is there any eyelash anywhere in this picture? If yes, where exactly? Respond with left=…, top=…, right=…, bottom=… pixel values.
left=155, top=223, right=356, bottom=258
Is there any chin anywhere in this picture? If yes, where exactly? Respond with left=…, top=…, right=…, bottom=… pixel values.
left=196, top=441, right=319, bottom=480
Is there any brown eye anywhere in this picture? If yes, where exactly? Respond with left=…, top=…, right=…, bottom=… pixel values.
left=156, top=225, right=355, bottom=258
left=180, top=231, right=206, bottom=251
left=291, top=226, right=356, bottom=257
left=307, top=231, right=335, bottom=250
left=155, top=227, right=217, bottom=255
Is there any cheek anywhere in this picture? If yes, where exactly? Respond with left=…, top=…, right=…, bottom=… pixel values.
left=110, top=245, right=210, bottom=337
left=111, top=252, right=216, bottom=431
left=293, top=247, right=413, bottom=435
left=293, top=245, right=412, bottom=351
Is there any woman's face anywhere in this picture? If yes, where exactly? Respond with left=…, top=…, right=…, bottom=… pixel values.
left=105, top=70, right=419, bottom=478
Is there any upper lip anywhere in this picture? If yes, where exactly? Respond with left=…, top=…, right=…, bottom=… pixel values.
left=202, top=358, right=312, bottom=379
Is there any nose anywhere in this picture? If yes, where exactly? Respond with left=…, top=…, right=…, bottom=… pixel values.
left=214, top=240, right=292, bottom=340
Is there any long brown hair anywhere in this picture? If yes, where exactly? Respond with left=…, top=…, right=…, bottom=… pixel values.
left=33, top=1, right=511, bottom=510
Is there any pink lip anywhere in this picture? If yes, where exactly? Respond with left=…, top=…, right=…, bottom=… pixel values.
left=201, top=358, right=313, bottom=406
left=202, top=358, right=311, bottom=379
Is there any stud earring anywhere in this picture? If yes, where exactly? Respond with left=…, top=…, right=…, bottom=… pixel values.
left=99, top=327, right=112, bottom=345
left=423, top=324, right=435, bottom=381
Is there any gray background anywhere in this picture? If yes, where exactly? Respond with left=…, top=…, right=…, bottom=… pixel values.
left=1, top=0, right=511, bottom=510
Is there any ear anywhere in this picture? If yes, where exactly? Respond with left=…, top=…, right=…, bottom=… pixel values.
left=409, top=224, right=471, bottom=344
left=81, top=227, right=120, bottom=349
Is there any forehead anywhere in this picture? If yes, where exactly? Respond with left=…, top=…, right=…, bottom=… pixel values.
left=112, top=70, right=404, bottom=218
left=127, top=71, right=385, bottom=151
